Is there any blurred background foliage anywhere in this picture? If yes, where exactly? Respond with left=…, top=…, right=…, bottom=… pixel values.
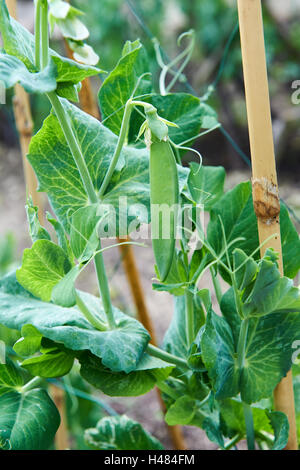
left=0, top=0, right=299, bottom=178
left=1, top=0, right=300, bottom=177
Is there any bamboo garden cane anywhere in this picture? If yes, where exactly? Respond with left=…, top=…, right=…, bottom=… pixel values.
left=237, top=0, right=298, bottom=449
left=5, top=0, right=69, bottom=451
left=63, top=35, right=186, bottom=450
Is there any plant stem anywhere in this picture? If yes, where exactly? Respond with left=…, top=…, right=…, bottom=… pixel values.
left=22, top=376, right=43, bottom=393
left=185, top=289, right=194, bottom=345
left=243, top=403, right=255, bottom=450
left=40, top=0, right=49, bottom=69
left=75, top=292, right=108, bottom=331
left=94, top=253, right=116, bottom=328
left=46, top=92, right=98, bottom=204
left=223, top=434, right=241, bottom=450
left=210, top=267, right=222, bottom=304
left=237, top=318, right=249, bottom=369
left=157, top=381, right=179, bottom=401
left=147, top=344, right=189, bottom=370
left=98, top=99, right=134, bottom=198
left=34, top=0, right=42, bottom=69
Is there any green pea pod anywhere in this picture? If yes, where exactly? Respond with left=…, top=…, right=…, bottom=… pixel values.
left=150, top=136, right=179, bottom=281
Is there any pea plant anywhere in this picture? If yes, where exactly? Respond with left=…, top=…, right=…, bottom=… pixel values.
left=0, top=0, right=300, bottom=451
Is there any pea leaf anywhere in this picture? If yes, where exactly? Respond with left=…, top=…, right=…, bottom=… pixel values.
left=70, top=205, right=100, bottom=262
left=0, top=0, right=101, bottom=82
left=85, top=415, right=164, bottom=450
left=242, top=256, right=300, bottom=318
left=149, top=94, right=219, bottom=146
left=0, top=273, right=150, bottom=373
left=13, top=325, right=42, bottom=357
left=201, top=283, right=300, bottom=403
left=220, top=398, right=289, bottom=449
left=267, top=411, right=289, bottom=450
left=99, top=39, right=152, bottom=136
left=0, top=363, right=23, bottom=397
left=16, top=240, right=73, bottom=302
left=21, top=349, right=74, bottom=378
left=0, top=53, right=57, bottom=94
left=207, top=181, right=300, bottom=279
left=163, top=293, right=207, bottom=360
left=165, top=396, right=197, bottom=425
left=0, top=389, right=60, bottom=450
left=51, top=265, right=81, bottom=307
left=188, top=163, right=226, bottom=210
left=28, top=100, right=150, bottom=233
left=26, top=200, right=51, bottom=243
left=80, top=352, right=173, bottom=397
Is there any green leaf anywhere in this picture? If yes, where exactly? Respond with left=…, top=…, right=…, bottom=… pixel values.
left=267, top=411, right=289, bottom=450
left=0, top=52, right=57, bottom=93
left=201, top=309, right=239, bottom=400
left=26, top=200, right=51, bottom=243
left=0, top=389, right=60, bottom=450
left=233, top=248, right=258, bottom=292
left=207, top=181, right=300, bottom=279
left=80, top=352, right=173, bottom=397
left=16, top=240, right=73, bottom=302
left=51, top=265, right=81, bottom=307
left=0, top=0, right=100, bottom=82
left=70, top=205, right=100, bottom=262
left=165, top=396, right=197, bottom=426
left=28, top=100, right=150, bottom=233
left=242, top=255, right=300, bottom=318
left=21, top=349, right=74, bottom=378
left=55, top=81, right=80, bottom=101
left=46, top=212, right=73, bottom=260
left=0, top=363, right=23, bottom=397
left=85, top=415, right=164, bottom=450
left=188, top=163, right=225, bottom=210
left=13, top=325, right=42, bottom=357
left=201, top=286, right=300, bottom=403
left=163, top=294, right=205, bottom=360
left=150, top=94, right=218, bottom=146
left=0, top=273, right=150, bottom=373
left=99, top=39, right=152, bottom=136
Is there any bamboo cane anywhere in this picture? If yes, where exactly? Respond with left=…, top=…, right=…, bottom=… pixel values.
left=237, top=0, right=298, bottom=450
left=5, top=0, right=69, bottom=451
left=64, top=38, right=186, bottom=450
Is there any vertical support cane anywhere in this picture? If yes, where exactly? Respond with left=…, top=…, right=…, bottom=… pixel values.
left=237, top=0, right=297, bottom=449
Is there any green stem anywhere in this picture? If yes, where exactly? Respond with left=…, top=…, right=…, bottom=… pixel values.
left=223, top=434, right=241, bottom=450
left=40, top=0, right=49, bottom=69
left=156, top=381, right=179, bottom=401
left=146, top=344, right=189, bottom=370
left=243, top=403, right=255, bottom=450
left=75, top=292, right=108, bottom=331
left=237, top=318, right=249, bottom=369
left=34, top=0, right=42, bottom=69
left=46, top=92, right=98, bottom=204
left=98, top=99, right=134, bottom=198
left=210, top=267, right=222, bottom=304
left=46, top=93, right=117, bottom=328
left=22, top=376, right=43, bottom=393
left=94, top=252, right=116, bottom=328
left=185, top=289, right=195, bottom=345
